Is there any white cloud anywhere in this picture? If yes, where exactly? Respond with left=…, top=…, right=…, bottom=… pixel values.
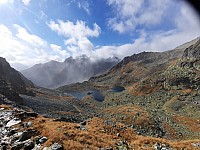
left=48, top=20, right=100, bottom=38
left=0, top=24, right=12, bottom=36
left=48, top=20, right=101, bottom=57
left=14, top=24, right=46, bottom=47
left=0, top=24, right=69, bottom=70
left=80, top=1, right=90, bottom=15
left=77, top=2, right=81, bottom=8
left=0, top=0, right=13, bottom=5
left=22, top=0, right=31, bottom=6
left=107, top=0, right=172, bottom=33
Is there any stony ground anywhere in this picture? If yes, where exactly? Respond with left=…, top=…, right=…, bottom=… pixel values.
left=20, top=88, right=97, bottom=123
left=4, top=80, right=197, bottom=150
left=82, top=88, right=200, bottom=141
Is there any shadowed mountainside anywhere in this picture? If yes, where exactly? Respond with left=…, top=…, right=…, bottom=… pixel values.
left=0, top=57, right=34, bottom=104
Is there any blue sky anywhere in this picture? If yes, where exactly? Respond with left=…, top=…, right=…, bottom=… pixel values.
left=0, top=0, right=200, bottom=70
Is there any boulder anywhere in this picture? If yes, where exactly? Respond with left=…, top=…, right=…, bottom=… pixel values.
left=19, top=130, right=36, bottom=142
left=39, top=137, right=48, bottom=144
left=50, top=143, right=64, bottom=150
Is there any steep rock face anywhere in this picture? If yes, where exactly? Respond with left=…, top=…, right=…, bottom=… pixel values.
left=114, top=52, right=159, bottom=68
left=0, top=57, right=34, bottom=104
left=182, top=38, right=200, bottom=60
left=22, top=56, right=120, bottom=88
left=168, top=38, right=200, bottom=91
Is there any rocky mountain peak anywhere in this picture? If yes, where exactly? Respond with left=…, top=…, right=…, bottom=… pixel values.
left=22, top=56, right=120, bottom=88
left=0, top=57, right=10, bottom=69
left=64, top=56, right=74, bottom=63
left=113, top=51, right=161, bottom=70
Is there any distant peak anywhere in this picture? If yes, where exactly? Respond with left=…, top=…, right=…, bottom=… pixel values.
left=64, top=56, right=75, bottom=63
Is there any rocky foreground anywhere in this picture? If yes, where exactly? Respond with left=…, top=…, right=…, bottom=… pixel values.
left=0, top=104, right=200, bottom=150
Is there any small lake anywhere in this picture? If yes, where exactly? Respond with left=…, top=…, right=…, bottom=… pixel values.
left=111, top=86, right=125, bottom=92
left=65, top=89, right=104, bottom=102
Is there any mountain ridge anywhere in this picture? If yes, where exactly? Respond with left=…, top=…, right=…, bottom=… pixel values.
left=22, top=56, right=120, bottom=89
left=90, top=38, right=200, bottom=86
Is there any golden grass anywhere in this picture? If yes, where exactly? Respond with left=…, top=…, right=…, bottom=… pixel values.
left=173, top=115, right=200, bottom=133
left=162, top=122, right=179, bottom=140
left=101, top=105, right=151, bottom=125
left=28, top=114, right=200, bottom=149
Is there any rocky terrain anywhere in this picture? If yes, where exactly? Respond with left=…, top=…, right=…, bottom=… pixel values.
left=0, top=37, right=200, bottom=149
left=21, top=56, right=120, bottom=89
left=0, top=104, right=200, bottom=150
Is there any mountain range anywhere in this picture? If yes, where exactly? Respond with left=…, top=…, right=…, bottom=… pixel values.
left=21, top=55, right=120, bottom=89
left=59, top=37, right=200, bottom=92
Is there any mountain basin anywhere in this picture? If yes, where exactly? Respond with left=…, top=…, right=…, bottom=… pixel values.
left=65, top=89, right=104, bottom=102
left=111, top=86, right=125, bottom=92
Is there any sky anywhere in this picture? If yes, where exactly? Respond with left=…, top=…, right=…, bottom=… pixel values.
left=0, top=0, right=200, bottom=70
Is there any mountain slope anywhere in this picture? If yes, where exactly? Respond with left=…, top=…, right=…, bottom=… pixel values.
left=0, top=57, right=34, bottom=104
left=22, top=56, right=120, bottom=88
left=57, top=37, right=200, bottom=141
left=88, top=37, right=200, bottom=91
